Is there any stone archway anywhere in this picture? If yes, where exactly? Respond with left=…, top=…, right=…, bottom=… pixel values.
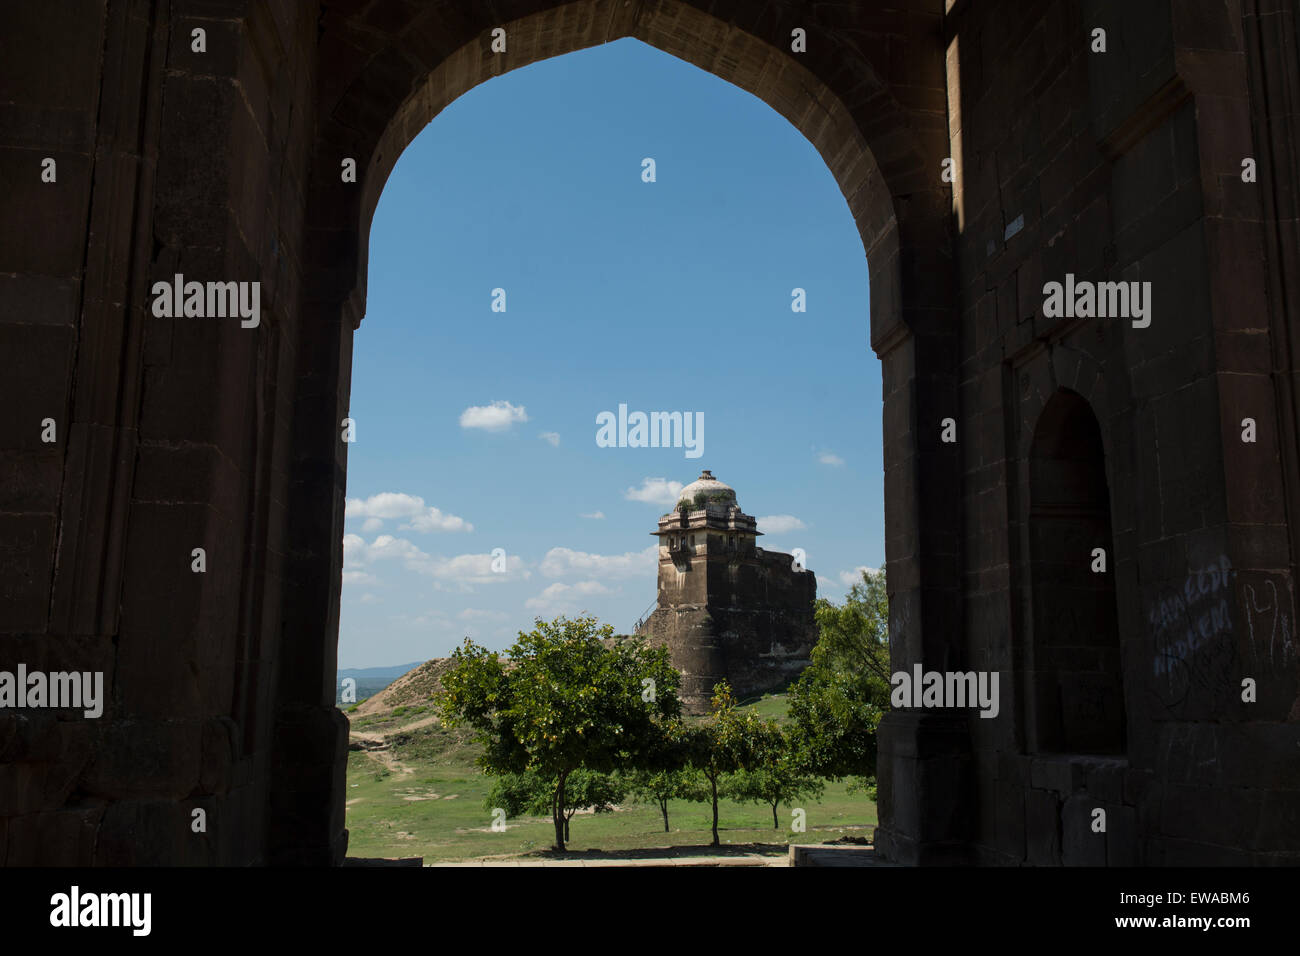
left=284, top=1, right=958, bottom=864
left=7, top=0, right=1299, bottom=868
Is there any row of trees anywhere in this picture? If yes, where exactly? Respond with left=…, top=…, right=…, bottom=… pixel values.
left=487, top=737, right=824, bottom=845
left=437, top=569, right=889, bottom=852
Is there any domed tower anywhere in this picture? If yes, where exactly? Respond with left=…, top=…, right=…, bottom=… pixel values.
left=636, top=470, right=817, bottom=714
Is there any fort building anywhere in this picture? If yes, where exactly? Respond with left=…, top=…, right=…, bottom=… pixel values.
left=635, top=471, right=817, bottom=714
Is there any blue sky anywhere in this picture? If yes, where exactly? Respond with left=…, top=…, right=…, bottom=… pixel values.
left=339, top=38, right=882, bottom=669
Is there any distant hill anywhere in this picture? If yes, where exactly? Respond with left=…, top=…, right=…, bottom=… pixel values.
left=336, top=661, right=423, bottom=706
left=352, top=658, right=456, bottom=717
left=339, top=662, right=424, bottom=680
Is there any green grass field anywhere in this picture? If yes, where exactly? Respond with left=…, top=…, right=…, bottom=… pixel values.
left=342, top=692, right=876, bottom=863
left=742, top=690, right=795, bottom=723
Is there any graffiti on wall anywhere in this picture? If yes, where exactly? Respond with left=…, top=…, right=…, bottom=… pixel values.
left=1148, top=556, right=1298, bottom=712
left=1148, top=555, right=1237, bottom=710
left=1241, top=575, right=1296, bottom=676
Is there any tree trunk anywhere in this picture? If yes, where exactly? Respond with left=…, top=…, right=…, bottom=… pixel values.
left=710, top=774, right=719, bottom=847
left=660, top=798, right=669, bottom=832
left=772, top=802, right=779, bottom=829
left=564, top=815, right=570, bottom=843
left=552, top=772, right=567, bottom=852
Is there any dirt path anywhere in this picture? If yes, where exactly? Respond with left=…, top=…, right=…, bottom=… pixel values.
left=349, top=711, right=451, bottom=777
left=349, top=722, right=429, bottom=776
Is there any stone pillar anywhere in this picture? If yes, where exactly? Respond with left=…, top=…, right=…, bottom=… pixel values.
left=871, top=162, right=972, bottom=862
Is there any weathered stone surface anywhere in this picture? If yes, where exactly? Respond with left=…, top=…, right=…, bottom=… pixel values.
left=1030, top=756, right=1085, bottom=796
left=1061, top=794, right=1107, bottom=866
left=1106, top=804, right=1140, bottom=866
left=1025, top=788, right=1062, bottom=866
left=4, top=805, right=102, bottom=866
left=1, top=0, right=1297, bottom=867
left=95, top=799, right=189, bottom=866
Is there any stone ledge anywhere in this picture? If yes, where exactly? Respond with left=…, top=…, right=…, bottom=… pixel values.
left=789, top=844, right=900, bottom=867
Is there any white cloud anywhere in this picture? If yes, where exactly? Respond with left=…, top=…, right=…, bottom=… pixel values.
left=358, top=593, right=379, bottom=605
left=345, top=492, right=473, bottom=534
left=412, top=551, right=530, bottom=587
left=818, top=451, right=845, bottom=466
left=342, top=570, right=378, bottom=586
left=539, top=431, right=560, bottom=447
left=342, top=533, right=371, bottom=567
left=460, top=400, right=528, bottom=431
left=346, top=492, right=425, bottom=520
left=838, top=566, right=880, bottom=587
left=402, top=509, right=473, bottom=534
left=625, top=477, right=684, bottom=506
left=525, top=580, right=612, bottom=612
left=344, top=533, right=525, bottom=587
left=345, top=534, right=429, bottom=567
left=757, top=514, right=806, bottom=535
left=540, top=545, right=658, bottom=580
left=580, top=511, right=605, bottom=520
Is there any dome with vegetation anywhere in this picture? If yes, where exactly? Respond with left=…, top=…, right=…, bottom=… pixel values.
left=676, top=470, right=739, bottom=511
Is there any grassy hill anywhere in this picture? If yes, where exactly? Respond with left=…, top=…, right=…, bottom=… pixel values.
left=344, top=658, right=457, bottom=736
left=341, top=677, right=876, bottom=864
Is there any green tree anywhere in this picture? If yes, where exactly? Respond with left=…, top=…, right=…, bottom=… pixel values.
left=788, top=568, right=890, bottom=794
left=438, top=615, right=681, bottom=851
left=485, top=769, right=546, bottom=819
left=486, top=769, right=624, bottom=843
left=811, top=567, right=891, bottom=696
left=725, top=727, right=825, bottom=829
left=684, top=682, right=780, bottom=847
left=624, top=767, right=709, bottom=832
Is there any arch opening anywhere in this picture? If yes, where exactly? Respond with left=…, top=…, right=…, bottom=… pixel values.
left=281, top=0, right=955, bottom=864
left=311, top=0, right=909, bottom=337
left=1024, top=388, right=1126, bottom=756
left=343, top=33, right=880, bottom=713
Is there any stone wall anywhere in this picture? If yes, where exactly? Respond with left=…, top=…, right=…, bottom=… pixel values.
left=0, top=0, right=340, bottom=865
left=639, top=545, right=816, bottom=712
left=875, top=0, right=1300, bottom=866
left=0, top=0, right=1296, bottom=865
